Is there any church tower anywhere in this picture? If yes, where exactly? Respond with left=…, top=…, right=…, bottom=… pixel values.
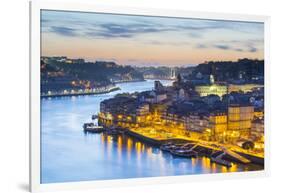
left=210, top=74, right=215, bottom=84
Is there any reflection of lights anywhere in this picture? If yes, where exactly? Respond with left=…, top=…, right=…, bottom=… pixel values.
left=127, top=138, right=133, bottom=159
left=229, top=163, right=237, bottom=172
left=117, top=136, right=122, bottom=160
left=101, top=134, right=105, bottom=145
left=142, top=144, right=145, bottom=152
left=201, top=157, right=211, bottom=170
left=136, top=142, right=142, bottom=155
left=211, top=163, right=217, bottom=172
left=117, top=136, right=122, bottom=150
left=106, top=135, right=113, bottom=158
left=135, top=142, right=142, bottom=166
left=146, top=147, right=152, bottom=156
left=107, top=135, right=112, bottom=143
left=191, top=158, right=196, bottom=167
left=221, top=166, right=228, bottom=173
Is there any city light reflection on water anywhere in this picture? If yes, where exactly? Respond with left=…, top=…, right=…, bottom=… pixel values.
left=41, top=80, right=263, bottom=184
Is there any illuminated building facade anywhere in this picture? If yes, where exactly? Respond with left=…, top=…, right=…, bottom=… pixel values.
left=98, top=79, right=263, bottom=152
left=254, top=108, right=264, bottom=120
left=228, top=84, right=264, bottom=93
left=251, top=119, right=264, bottom=141
left=195, top=84, right=227, bottom=97
left=195, top=74, right=227, bottom=97
left=185, top=113, right=209, bottom=140
left=227, top=104, right=254, bottom=141
left=208, top=112, right=227, bottom=142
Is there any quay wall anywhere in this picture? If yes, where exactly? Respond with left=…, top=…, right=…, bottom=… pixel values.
left=236, top=152, right=264, bottom=165
left=126, top=130, right=163, bottom=146
left=125, top=129, right=264, bottom=166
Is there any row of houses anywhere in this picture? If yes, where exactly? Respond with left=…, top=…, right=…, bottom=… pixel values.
left=162, top=102, right=257, bottom=142
left=99, top=94, right=263, bottom=144
left=98, top=79, right=264, bottom=145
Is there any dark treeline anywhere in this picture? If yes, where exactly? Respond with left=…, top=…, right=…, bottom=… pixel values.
left=44, top=60, right=144, bottom=83
left=193, top=58, right=264, bottom=82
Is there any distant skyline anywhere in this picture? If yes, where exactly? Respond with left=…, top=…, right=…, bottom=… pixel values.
left=41, top=10, right=264, bottom=67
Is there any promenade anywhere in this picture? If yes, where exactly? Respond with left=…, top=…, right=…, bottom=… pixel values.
left=128, top=127, right=264, bottom=165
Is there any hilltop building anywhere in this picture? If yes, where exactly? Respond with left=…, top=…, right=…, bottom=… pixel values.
left=195, top=74, right=228, bottom=97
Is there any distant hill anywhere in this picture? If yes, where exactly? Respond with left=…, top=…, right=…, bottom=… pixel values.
left=40, top=58, right=144, bottom=93
left=192, top=58, right=264, bottom=83
left=45, top=59, right=144, bottom=83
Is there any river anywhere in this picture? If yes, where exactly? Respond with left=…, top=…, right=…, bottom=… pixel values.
left=41, top=79, right=263, bottom=184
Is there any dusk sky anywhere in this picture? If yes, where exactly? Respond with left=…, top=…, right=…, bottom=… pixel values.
left=41, top=10, right=264, bottom=67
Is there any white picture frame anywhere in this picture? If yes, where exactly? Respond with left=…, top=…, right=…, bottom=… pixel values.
left=30, top=0, right=270, bottom=192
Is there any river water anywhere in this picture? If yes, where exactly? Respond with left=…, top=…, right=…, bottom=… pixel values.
left=41, top=79, right=263, bottom=184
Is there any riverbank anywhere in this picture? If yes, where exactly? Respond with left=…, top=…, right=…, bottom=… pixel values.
left=112, top=79, right=146, bottom=84
left=125, top=129, right=264, bottom=166
left=41, top=86, right=120, bottom=98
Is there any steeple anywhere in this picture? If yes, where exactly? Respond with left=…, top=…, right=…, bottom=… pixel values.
left=210, top=63, right=216, bottom=84
left=210, top=74, right=215, bottom=84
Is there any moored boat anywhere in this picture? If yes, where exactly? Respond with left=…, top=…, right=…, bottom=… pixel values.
left=83, top=123, right=104, bottom=133
left=160, top=144, right=183, bottom=152
left=170, top=149, right=198, bottom=158
left=91, top=114, right=99, bottom=120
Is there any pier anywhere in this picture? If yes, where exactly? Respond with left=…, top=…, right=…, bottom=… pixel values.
left=222, top=147, right=251, bottom=164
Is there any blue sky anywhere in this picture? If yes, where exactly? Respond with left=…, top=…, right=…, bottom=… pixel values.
left=41, top=10, right=264, bottom=66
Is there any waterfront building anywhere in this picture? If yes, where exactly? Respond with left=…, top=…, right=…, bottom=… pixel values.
left=99, top=96, right=139, bottom=127
left=184, top=110, right=227, bottom=141
left=136, top=103, right=150, bottom=126
left=208, top=112, right=227, bottom=142
left=251, top=119, right=264, bottom=141
left=227, top=104, right=254, bottom=142
left=98, top=75, right=262, bottom=148
left=186, top=112, right=210, bottom=139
